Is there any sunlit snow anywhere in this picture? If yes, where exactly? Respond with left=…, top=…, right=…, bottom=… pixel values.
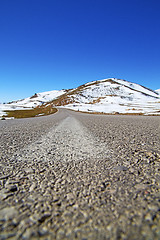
left=0, top=79, right=160, bottom=117
left=62, top=78, right=160, bottom=115
left=0, top=90, right=65, bottom=117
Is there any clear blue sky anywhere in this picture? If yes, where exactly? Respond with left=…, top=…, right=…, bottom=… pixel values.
left=0, top=0, right=160, bottom=103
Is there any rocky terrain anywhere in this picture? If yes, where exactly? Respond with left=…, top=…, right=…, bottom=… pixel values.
left=0, top=109, right=160, bottom=239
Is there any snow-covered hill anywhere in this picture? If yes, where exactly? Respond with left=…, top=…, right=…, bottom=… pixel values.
left=0, top=78, right=160, bottom=117
left=0, top=90, right=65, bottom=117
left=53, top=78, right=160, bottom=115
left=8, top=90, right=66, bottom=108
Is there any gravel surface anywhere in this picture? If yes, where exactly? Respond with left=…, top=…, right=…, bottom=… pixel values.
left=0, top=109, right=160, bottom=240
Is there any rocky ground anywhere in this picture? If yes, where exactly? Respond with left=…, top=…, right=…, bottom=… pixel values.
left=0, top=109, right=160, bottom=240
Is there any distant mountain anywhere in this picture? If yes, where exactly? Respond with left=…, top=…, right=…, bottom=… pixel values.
left=7, top=90, right=66, bottom=108
left=51, top=78, right=160, bottom=115
left=0, top=78, right=160, bottom=117
left=0, top=90, right=66, bottom=117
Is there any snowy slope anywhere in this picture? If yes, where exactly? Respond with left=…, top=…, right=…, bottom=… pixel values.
left=0, top=78, right=160, bottom=117
left=0, top=90, right=65, bottom=117
left=56, top=78, right=160, bottom=115
left=156, top=89, right=160, bottom=95
left=8, top=90, right=66, bottom=108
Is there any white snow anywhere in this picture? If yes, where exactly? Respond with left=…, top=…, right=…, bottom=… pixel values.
left=155, top=89, right=160, bottom=95
left=9, top=90, right=65, bottom=108
left=0, top=90, right=65, bottom=117
left=0, top=104, right=31, bottom=117
left=1, top=79, right=160, bottom=117
left=113, top=79, right=158, bottom=98
left=61, top=78, right=160, bottom=115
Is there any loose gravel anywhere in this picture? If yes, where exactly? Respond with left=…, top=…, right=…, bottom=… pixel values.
left=0, top=109, right=160, bottom=240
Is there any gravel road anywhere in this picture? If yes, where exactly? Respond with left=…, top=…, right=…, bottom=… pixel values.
left=0, top=109, right=160, bottom=240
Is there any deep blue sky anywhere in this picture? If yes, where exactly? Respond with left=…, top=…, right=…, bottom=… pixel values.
left=0, top=0, right=160, bottom=102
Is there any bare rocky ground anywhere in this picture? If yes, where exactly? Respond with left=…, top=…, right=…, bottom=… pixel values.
left=0, top=109, right=160, bottom=240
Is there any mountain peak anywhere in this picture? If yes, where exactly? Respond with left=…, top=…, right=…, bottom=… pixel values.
left=0, top=78, right=160, bottom=117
